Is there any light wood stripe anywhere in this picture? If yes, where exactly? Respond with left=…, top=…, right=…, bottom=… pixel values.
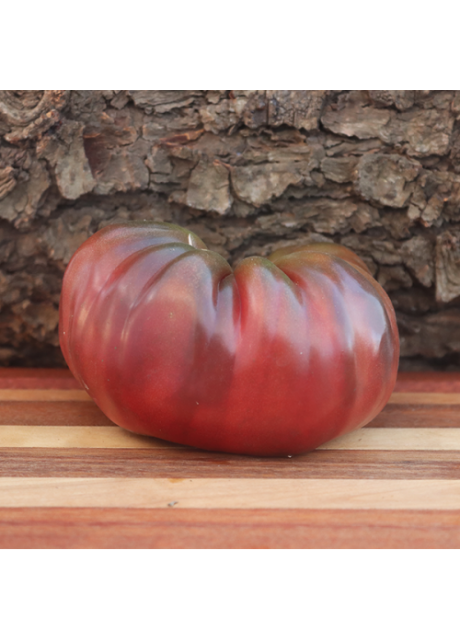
left=2, top=389, right=460, bottom=406
left=0, top=478, right=459, bottom=509
left=0, top=426, right=171, bottom=449
left=318, top=428, right=460, bottom=451
left=389, top=392, right=460, bottom=405
left=0, top=389, right=91, bottom=402
left=1, top=426, right=460, bottom=451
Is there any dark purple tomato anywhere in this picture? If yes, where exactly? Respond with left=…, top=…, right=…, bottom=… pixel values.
left=59, top=222, right=399, bottom=456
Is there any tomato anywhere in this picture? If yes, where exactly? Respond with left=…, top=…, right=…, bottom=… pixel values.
left=59, top=221, right=399, bottom=456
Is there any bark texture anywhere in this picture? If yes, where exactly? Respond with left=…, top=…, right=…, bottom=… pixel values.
left=1, top=90, right=460, bottom=369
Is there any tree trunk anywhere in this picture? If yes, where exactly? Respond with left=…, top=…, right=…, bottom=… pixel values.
left=1, top=90, right=459, bottom=369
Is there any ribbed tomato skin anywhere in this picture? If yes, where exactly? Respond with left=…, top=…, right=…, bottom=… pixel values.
left=59, top=222, right=399, bottom=456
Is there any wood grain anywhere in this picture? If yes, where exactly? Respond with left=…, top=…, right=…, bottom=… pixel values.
left=395, top=372, right=460, bottom=393
left=0, top=369, right=459, bottom=548
left=0, top=401, right=458, bottom=429
left=0, top=508, right=459, bottom=549
left=1, top=449, right=460, bottom=479
left=0, top=401, right=115, bottom=426
left=1, top=425, right=459, bottom=450
left=1, top=388, right=460, bottom=406
left=5, top=368, right=460, bottom=393
left=0, top=389, right=91, bottom=402
left=389, top=392, right=460, bottom=405
left=318, top=428, right=460, bottom=450
left=0, top=368, right=79, bottom=389
left=0, top=425, right=170, bottom=449
left=369, top=404, right=460, bottom=429
left=1, top=477, right=460, bottom=510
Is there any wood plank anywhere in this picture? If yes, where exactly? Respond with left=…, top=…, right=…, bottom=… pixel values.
left=1, top=449, right=460, bottom=480
left=0, top=508, right=459, bottom=549
left=0, top=369, right=79, bottom=389
left=0, top=389, right=91, bottom=402
left=0, top=370, right=458, bottom=397
left=0, top=425, right=171, bottom=449
left=0, top=367, right=452, bottom=393
left=1, top=388, right=459, bottom=405
left=2, top=370, right=459, bottom=393
left=395, top=372, right=460, bottom=393
left=1, top=401, right=458, bottom=429
left=319, top=428, right=460, bottom=450
left=369, top=405, right=460, bottom=429
left=0, top=478, right=460, bottom=509
left=0, top=401, right=115, bottom=426
left=389, top=392, right=460, bottom=405
left=1, top=425, right=459, bottom=450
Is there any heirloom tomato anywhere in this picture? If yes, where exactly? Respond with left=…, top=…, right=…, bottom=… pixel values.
left=59, top=221, right=399, bottom=456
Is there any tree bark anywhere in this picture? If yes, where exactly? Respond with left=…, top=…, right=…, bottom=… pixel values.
left=1, top=90, right=459, bottom=369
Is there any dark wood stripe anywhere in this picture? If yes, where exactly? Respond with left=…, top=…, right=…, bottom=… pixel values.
left=4, top=370, right=459, bottom=393
left=0, top=402, right=115, bottom=426
left=369, top=404, right=460, bottom=428
left=1, top=448, right=460, bottom=480
left=0, top=508, right=458, bottom=549
left=0, top=369, right=79, bottom=390
left=1, top=369, right=459, bottom=393
left=395, top=372, right=460, bottom=393
left=0, top=401, right=458, bottom=428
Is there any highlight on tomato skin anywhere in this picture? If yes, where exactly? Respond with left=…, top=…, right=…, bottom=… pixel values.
left=59, top=221, right=400, bottom=457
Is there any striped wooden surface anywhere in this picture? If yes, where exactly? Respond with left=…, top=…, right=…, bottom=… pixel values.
left=1, top=369, right=460, bottom=548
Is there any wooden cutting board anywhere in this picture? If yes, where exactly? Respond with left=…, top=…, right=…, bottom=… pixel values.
left=0, top=369, right=459, bottom=548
